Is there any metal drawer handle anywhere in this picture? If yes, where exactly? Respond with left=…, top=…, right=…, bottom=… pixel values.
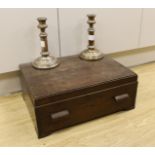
left=51, top=110, right=70, bottom=120
left=114, top=94, right=129, bottom=103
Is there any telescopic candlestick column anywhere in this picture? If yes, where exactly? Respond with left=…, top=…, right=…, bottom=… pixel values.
left=80, top=14, right=104, bottom=60
left=32, top=17, right=59, bottom=69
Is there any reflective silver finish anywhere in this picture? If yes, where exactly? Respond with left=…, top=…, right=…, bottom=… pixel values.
left=32, top=17, right=59, bottom=69
left=32, top=56, right=59, bottom=69
left=80, top=48, right=104, bottom=60
left=80, top=14, right=104, bottom=61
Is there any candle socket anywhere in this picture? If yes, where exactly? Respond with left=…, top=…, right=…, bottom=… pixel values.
left=32, top=17, right=59, bottom=69
left=80, top=14, right=104, bottom=61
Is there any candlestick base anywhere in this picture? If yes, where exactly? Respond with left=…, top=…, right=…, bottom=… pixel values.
left=32, top=56, right=59, bottom=69
left=80, top=48, right=104, bottom=61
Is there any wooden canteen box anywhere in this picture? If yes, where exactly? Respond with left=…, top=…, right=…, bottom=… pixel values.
left=20, top=55, right=138, bottom=138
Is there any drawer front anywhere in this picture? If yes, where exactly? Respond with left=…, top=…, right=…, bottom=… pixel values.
left=35, top=82, right=137, bottom=138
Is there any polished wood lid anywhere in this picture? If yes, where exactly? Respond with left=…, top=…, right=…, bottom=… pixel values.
left=20, top=55, right=137, bottom=106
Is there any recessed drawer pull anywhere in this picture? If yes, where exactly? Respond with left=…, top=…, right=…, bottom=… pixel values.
left=114, top=94, right=129, bottom=103
left=51, top=110, right=70, bottom=120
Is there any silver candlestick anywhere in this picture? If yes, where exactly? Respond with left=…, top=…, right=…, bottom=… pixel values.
left=80, top=14, right=104, bottom=60
left=32, top=17, right=59, bottom=69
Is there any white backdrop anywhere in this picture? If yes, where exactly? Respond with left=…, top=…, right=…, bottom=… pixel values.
left=0, top=9, right=155, bottom=74
left=0, top=9, right=59, bottom=73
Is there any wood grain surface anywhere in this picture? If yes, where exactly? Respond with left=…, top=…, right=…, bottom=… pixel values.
left=20, top=55, right=137, bottom=138
left=0, top=61, right=155, bottom=146
left=20, top=55, right=136, bottom=105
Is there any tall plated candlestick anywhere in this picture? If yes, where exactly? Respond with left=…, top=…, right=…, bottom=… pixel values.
left=32, top=17, right=59, bottom=69
left=80, top=14, right=104, bottom=60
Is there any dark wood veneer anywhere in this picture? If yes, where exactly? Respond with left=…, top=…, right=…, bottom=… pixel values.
left=20, top=55, right=138, bottom=138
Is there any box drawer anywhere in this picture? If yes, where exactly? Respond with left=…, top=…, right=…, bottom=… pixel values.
left=35, top=82, right=137, bottom=138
